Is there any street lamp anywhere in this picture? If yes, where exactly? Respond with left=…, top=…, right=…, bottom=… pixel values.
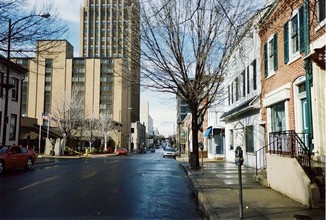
left=2, top=13, right=50, bottom=145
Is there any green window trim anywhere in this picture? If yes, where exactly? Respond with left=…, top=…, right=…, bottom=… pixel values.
left=299, top=4, right=307, bottom=53
left=284, top=22, right=289, bottom=64
left=264, top=43, right=268, bottom=78
left=273, top=33, right=278, bottom=71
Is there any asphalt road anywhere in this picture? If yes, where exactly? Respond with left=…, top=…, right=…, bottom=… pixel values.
left=0, top=149, right=204, bottom=219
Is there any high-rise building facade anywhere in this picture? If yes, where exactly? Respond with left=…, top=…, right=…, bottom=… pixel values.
left=80, top=0, right=139, bottom=59
left=80, top=0, right=141, bottom=146
left=16, top=0, right=141, bottom=152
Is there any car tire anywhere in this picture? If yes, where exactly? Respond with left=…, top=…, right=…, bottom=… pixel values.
left=24, top=158, right=33, bottom=170
left=0, top=161, right=4, bottom=174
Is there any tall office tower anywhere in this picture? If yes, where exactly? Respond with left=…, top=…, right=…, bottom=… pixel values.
left=80, top=0, right=140, bottom=150
left=80, top=0, right=139, bottom=59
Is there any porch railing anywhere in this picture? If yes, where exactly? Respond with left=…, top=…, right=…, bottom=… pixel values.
left=255, top=130, right=311, bottom=175
left=269, top=130, right=311, bottom=168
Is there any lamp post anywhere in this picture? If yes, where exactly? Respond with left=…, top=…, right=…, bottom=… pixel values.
left=2, top=13, right=50, bottom=146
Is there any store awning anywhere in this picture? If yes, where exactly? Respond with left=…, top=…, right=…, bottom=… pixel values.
left=204, top=126, right=212, bottom=137
left=220, top=96, right=258, bottom=121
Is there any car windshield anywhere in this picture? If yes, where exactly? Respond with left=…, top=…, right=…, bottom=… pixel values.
left=165, top=148, right=175, bottom=152
left=0, top=146, right=9, bottom=154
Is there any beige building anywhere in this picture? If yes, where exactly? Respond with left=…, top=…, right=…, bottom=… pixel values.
left=16, top=39, right=138, bottom=151
left=80, top=0, right=141, bottom=150
left=14, top=0, right=141, bottom=151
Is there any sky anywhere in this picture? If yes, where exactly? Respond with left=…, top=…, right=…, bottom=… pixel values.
left=26, top=0, right=177, bottom=137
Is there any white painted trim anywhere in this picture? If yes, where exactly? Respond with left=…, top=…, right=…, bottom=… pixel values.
left=293, top=76, right=306, bottom=133
left=263, top=83, right=291, bottom=107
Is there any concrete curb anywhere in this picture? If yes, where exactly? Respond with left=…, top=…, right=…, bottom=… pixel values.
left=179, top=163, right=220, bottom=220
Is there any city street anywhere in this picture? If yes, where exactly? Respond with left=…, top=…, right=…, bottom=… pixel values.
left=0, top=149, right=204, bottom=219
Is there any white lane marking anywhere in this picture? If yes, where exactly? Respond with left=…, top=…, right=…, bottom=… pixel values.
left=16, top=176, right=58, bottom=192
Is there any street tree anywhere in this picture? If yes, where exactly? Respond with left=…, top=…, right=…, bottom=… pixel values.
left=136, top=0, right=267, bottom=168
left=83, top=116, right=101, bottom=152
left=51, top=90, right=84, bottom=148
left=98, top=111, right=117, bottom=152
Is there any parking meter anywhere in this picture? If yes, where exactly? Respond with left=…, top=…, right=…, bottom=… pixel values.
left=235, top=146, right=244, bottom=166
left=199, top=143, right=204, bottom=151
left=199, top=143, right=204, bottom=173
left=235, top=146, right=244, bottom=219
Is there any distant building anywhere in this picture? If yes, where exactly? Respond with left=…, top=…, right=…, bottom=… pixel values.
left=140, top=101, right=153, bottom=147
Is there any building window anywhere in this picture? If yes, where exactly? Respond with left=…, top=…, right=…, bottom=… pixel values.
left=284, top=5, right=308, bottom=63
left=227, top=85, right=230, bottom=106
left=44, top=59, right=52, bottom=113
left=271, top=102, right=286, bottom=132
left=235, top=77, right=239, bottom=101
left=231, top=82, right=234, bottom=104
left=245, top=126, right=254, bottom=153
left=246, top=66, right=250, bottom=95
left=11, top=77, right=19, bottom=101
left=264, top=34, right=278, bottom=78
left=290, top=14, right=299, bottom=54
left=230, top=129, right=234, bottom=150
left=252, top=60, right=257, bottom=90
left=9, top=114, right=17, bottom=141
left=319, top=0, right=325, bottom=22
left=241, top=70, right=245, bottom=97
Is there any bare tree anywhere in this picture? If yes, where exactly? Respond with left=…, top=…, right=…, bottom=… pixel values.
left=137, top=0, right=266, bottom=168
left=83, top=116, right=101, bottom=152
left=0, top=0, right=68, bottom=58
left=98, top=112, right=116, bottom=152
left=51, top=90, right=85, bottom=148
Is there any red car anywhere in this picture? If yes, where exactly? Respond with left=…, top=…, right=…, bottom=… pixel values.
left=0, top=145, right=37, bottom=174
left=116, top=148, right=128, bottom=156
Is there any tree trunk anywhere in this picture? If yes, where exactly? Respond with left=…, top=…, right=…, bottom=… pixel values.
left=104, top=133, right=107, bottom=151
left=191, top=112, right=200, bottom=169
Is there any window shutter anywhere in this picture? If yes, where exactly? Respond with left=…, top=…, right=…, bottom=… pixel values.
left=299, top=5, right=306, bottom=53
left=264, top=43, right=268, bottom=78
left=273, top=33, right=278, bottom=71
left=283, top=22, right=289, bottom=64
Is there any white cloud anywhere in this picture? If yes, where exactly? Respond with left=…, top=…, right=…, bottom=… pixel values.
left=25, top=0, right=83, bottom=23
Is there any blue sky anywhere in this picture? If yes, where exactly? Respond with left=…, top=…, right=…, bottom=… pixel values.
left=26, top=0, right=177, bottom=136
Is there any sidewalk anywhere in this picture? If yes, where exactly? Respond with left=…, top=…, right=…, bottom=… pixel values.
left=177, top=156, right=325, bottom=220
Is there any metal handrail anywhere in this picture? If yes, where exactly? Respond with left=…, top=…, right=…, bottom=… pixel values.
left=255, top=130, right=312, bottom=176
left=269, top=130, right=311, bottom=168
left=254, top=140, right=275, bottom=176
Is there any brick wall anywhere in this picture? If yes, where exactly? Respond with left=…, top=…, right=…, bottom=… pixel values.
left=259, top=0, right=307, bottom=133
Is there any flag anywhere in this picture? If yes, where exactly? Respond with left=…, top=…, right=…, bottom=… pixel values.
left=42, top=113, right=50, bottom=121
left=42, top=113, right=58, bottom=122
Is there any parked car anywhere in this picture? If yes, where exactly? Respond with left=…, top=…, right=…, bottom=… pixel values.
left=150, top=148, right=155, bottom=153
left=116, top=148, right=128, bottom=156
left=163, top=147, right=177, bottom=159
left=0, top=145, right=37, bottom=174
